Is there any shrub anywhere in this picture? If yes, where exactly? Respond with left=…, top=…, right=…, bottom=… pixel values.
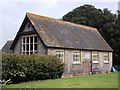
left=2, top=54, right=64, bottom=83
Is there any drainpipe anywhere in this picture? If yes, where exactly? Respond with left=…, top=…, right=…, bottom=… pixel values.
left=90, top=51, right=92, bottom=74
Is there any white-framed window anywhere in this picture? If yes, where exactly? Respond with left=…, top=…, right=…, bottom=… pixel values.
left=92, top=51, right=99, bottom=63
left=73, top=50, right=81, bottom=64
left=103, top=52, right=109, bottom=63
left=22, top=35, right=37, bottom=55
left=56, top=50, right=65, bottom=63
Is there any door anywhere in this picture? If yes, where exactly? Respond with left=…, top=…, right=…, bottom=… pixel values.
left=82, top=51, right=92, bottom=75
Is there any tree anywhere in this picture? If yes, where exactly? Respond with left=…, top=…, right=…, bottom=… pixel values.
left=62, top=4, right=120, bottom=66
left=113, top=10, right=120, bottom=65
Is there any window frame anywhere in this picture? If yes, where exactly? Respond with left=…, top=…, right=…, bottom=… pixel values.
left=21, top=35, right=37, bottom=55
left=103, top=52, right=109, bottom=63
left=73, top=50, right=81, bottom=64
left=56, top=50, right=65, bottom=63
left=92, top=51, right=99, bottom=64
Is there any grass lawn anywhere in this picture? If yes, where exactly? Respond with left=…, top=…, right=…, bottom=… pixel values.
left=5, top=72, right=118, bottom=88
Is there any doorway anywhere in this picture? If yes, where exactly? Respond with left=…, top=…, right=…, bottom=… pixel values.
left=82, top=51, right=92, bottom=74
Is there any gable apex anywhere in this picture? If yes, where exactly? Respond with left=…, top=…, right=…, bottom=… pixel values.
left=10, top=14, right=40, bottom=50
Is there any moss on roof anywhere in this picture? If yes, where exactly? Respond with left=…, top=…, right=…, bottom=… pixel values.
left=26, top=12, right=97, bottom=31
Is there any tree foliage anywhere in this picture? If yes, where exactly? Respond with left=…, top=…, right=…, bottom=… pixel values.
left=62, top=4, right=120, bottom=65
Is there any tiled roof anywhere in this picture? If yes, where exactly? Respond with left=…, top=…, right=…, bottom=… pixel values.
left=11, top=12, right=113, bottom=51
left=26, top=13, right=113, bottom=51
left=2, top=40, right=13, bottom=53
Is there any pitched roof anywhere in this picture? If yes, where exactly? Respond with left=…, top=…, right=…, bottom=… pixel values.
left=2, top=40, right=13, bottom=53
left=11, top=12, right=113, bottom=51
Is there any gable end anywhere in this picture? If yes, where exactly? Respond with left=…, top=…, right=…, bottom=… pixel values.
left=10, top=15, right=46, bottom=51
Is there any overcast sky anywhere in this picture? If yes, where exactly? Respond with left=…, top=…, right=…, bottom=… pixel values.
left=0, top=0, right=119, bottom=49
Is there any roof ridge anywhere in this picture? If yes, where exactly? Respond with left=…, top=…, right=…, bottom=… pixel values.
left=26, top=12, right=97, bottom=31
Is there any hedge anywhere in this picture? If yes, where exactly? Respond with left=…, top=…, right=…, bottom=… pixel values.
left=2, top=54, right=64, bottom=83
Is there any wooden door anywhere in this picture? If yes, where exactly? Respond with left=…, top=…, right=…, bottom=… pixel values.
left=82, top=51, right=92, bottom=75
left=83, top=61, right=91, bottom=74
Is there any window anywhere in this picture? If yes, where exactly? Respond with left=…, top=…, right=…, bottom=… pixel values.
left=27, top=24, right=30, bottom=28
left=27, top=24, right=32, bottom=31
left=56, top=50, right=64, bottom=63
left=103, top=52, right=109, bottom=63
left=92, top=51, right=99, bottom=63
left=22, top=35, right=37, bottom=55
left=73, top=50, right=81, bottom=64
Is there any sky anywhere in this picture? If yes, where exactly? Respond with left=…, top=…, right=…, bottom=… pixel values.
left=118, top=1, right=120, bottom=10
left=0, top=0, right=119, bottom=49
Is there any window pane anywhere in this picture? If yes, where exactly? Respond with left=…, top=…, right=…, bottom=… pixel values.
left=104, top=56, right=108, bottom=61
left=34, top=36, right=37, bottom=43
left=26, top=37, right=29, bottom=43
left=73, top=51, right=80, bottom=62
left=104, top=52, right=108, bottom=62
left=56, top=50, right=64, bottom=62
left=26, top=44, right=29, bottom=51
left=34, top=44, right=37, bottom=50
left=30, top=36, right=33, bottom=43
left=93, top=56, right=97, bottom=61
left=93, top=56, right=96, bottom=61
left=60, top=54, right=63, bottom=58
left=92, top=52, right=98, bottom=62
left=23, top=37, right=25, bottom=43
left=30, top=44, right=33, bottom=51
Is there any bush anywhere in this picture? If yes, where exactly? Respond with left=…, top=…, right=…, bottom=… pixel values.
left=2, top=54, right=64, bottom=83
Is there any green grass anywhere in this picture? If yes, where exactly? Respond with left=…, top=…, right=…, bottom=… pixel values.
left=6, top=72, right=118, bottom=88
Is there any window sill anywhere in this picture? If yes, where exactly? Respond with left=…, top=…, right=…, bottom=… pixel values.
left=104, top=61, right=109, bottom=64
left=73, top=62, right=81, bottom=64
left=92, top=61, right=99, bottom=64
